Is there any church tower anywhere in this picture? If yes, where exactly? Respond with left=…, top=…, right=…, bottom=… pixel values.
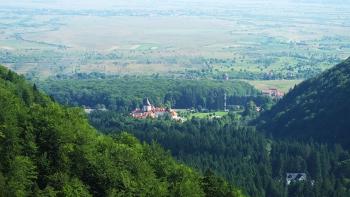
left=142, top=98, right=152, bottom=112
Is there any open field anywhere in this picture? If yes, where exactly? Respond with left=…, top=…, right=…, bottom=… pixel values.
left=175, top=109, right=230, bottom=119
left=189, top=111, right=228, bottom=119
left=187, top=111, right=229, bottom=119
left=0, top=1, right=350, bottom=79
left=246, top=80, right=303, bottom=93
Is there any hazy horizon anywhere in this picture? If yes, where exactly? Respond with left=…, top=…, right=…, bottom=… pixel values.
left=1, top=0, right=350, bottom=10
left=0, top=0, right=349, bottom=78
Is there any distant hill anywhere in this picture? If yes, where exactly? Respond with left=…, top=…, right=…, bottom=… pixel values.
left=258, top=57, right=350, bottom=148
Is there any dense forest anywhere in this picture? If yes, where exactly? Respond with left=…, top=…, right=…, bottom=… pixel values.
left=32, top=57, right=350, bottom=197
left=0, top=65, right=245, bottom=196
left=257, top=57, right=350, bottom=148
left=89, top=110, right=350, bottom=197
left=38, top=76, right=269, bottom=112
left=3, top=57, right=350, bottom=196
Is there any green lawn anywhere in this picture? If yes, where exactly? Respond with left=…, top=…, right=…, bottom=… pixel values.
left=187, top=111, right=229, bottom=119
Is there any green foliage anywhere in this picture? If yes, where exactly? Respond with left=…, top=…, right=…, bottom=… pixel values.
left=243, top=100, right=259, bottom=118
left=90, top=108, right=350, bottom=197
left=4, top=56, right=350, bottom=197
left=7, top=156, right=37, bottom=196
left=258, top=57, right=350, bottom=148
left=0, top=66, right=245, bottom=196
left=38, top=76, right=263, bottom=112
left=202, top=170, right=238, bottom=197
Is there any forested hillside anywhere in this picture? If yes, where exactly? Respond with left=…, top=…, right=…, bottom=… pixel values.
left=38, top=77, right=264, bottom=112
left=33, top=58, right=350, bottom=197
left=258, top=57, right=350, bottom=148
left=90, top=110, right=350, bottom=197
left=0, top=65, right=244, bottom=196
left=5, top=57, right=350, bottom=197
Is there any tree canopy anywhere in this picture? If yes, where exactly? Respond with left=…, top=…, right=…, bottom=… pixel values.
left=257, top=57, right=350, bottom=148
left=0, top=65, right=244, bottom=196
left=38, top=76, right=262, bottom=112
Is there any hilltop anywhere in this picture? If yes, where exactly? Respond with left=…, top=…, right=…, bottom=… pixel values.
left=258, top=57, right=350, bottom=148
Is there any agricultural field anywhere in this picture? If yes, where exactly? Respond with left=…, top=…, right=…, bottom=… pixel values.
left=246, top=79, right=303, bottom=93
left=0, top=0, right=350, bottom=79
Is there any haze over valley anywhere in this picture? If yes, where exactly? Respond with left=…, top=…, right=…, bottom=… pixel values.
left=1, top=0, right=350, bottom=81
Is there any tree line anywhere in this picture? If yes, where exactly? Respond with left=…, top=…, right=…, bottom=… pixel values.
left=38, top=76, right=267, bottom=112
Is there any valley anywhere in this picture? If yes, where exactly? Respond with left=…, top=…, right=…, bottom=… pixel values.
left=1, top=0, right=350, bottom=196
left=1, top=1, right=350, bottom=80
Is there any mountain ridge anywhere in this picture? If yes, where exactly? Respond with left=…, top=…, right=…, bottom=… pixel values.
left=258, top=57, right=350, bottom=148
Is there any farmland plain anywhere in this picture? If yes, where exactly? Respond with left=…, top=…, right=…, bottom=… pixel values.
left=0, top=0, right=350, bottom=80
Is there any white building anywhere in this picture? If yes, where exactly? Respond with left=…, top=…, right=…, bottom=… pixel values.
left=286, top=173, right=307, bottom=185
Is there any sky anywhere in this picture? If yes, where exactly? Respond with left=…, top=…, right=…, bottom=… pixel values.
left=0, top=0, right=349, bottom=12
left=1, top=0, right=347, bottom=10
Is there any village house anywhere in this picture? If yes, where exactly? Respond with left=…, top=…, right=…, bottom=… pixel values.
left=131, top=98, right=181, bottom=120
left=262, top=88, right=284, bottom=99
left=83, top=105, right=107, bottom=114
left=286, top=173, right=307, bottom=185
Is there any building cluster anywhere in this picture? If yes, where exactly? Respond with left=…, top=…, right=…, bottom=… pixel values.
left=131, top=98, right=181, bottom=120
left=286, top=173, right=307, bottom=185
left=262, top=88, right=284, bottom=98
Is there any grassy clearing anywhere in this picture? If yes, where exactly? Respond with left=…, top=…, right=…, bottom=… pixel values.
left=175, top=109, right=229, bottom=119
left=187, top=111, right=229, bottom=119
left=246, top=80, right=303, bottom=93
